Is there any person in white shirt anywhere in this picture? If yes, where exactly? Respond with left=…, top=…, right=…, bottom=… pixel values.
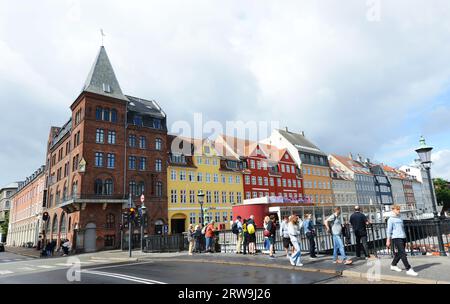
left=280, top=216, right=293, bottom=258
left=288, top=215, right=303, bottom=267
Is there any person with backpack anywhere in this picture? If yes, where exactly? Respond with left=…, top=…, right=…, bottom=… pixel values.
left=232, top=216, right=243, bottom=254
left=205, top=220, right=216, bottom=253
left=325, top=207, right=352, bottom=265
left=266, top=215, right=277, bottom=259
left=349, top=206, right=370, bottom=259
left=288, top=215, right=303, bottom=266
left=386, top=205, right=418, bottom=276
left=247, top=215, right=256, bottom=255
left=303, top=213, right=317, bottom=258
left=281, top=216, right=293, bottom=258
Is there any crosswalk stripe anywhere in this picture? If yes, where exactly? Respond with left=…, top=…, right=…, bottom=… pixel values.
left=37, top=265, right=56, bottom=269
left=0, top=270, right=14, bottom=275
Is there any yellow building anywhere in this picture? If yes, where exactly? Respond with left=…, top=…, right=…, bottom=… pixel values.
left=167, top=136, right=244, bottom=233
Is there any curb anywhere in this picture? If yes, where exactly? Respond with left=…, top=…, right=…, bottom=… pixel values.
left=342, top=270, right=450, bottom=284
left=90, top=257, right=138, bottom=262
left=133, top=257, right=341, bottom=275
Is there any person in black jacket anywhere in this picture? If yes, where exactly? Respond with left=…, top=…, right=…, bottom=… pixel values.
left=349, top=206, right=370, bottom=259
left=266, top=215, right=277, bottom=259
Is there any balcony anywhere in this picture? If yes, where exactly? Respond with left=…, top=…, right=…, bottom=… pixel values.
left=58, top=193, right=128, bottom=213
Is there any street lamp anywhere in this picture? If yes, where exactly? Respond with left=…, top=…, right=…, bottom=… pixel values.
left=415, top=136, right=447, bottom=256
left=140, top=204, right=147, bottom=252
left=197, top=190, right=205, bottom=226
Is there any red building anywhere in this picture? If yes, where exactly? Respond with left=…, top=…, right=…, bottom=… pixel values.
left=216, top=135, right=304, bottom=202
left=43, top=46, right=168, bottom=252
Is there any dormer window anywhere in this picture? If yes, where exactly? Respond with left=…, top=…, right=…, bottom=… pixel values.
left=103, top=83, right=111, bottom=93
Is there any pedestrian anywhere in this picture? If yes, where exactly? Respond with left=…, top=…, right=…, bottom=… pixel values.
left=263, top=216, right=270, bottom=254
left=288, top=215, right=303, bottom=266
left=386, top=205, right=418, bottom=276
left=193, top=224, right=203, bottom=253
left=44, top=241, right=51, bottom=257
left=325, top=207, right=352, bottom=265
left=187, top=224, right=195, bottom=255
left=303, top=213, right=317, bottom=258
left=281, top=216, right=293, bottom=258
left=51, top=239, right=57, bottom=256
left=266, top=215, right=277, bottom=259
left=233, top=216, right=243, bottom=254
left=247, top=215, right=257, bottom=255
left=62, top=239, right=71, bottom=256
left=349, top=206, right=370, bottom=259
left=242, top=219, right=249, bottom=255
left=205, top=220, right=216, bottom=253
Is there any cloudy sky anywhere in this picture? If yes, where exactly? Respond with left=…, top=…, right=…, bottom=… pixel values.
left=1, top=0, right=450, bottom=187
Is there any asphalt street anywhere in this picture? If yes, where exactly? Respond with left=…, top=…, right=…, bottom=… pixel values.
left=0, top=252, right=35, bottom=264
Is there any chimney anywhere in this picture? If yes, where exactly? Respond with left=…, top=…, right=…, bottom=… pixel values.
left=357, top=154, right=363, bottom=162
left=285, top=126, right=288, bottom=132
left=301, top=131, right=305, bottom=136
left=348, top=152, right=353, bottom=160
left=365, top=158, right=370, bottom=164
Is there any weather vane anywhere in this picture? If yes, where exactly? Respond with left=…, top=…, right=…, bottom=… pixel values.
left=100, top=29, right=106, bottom=46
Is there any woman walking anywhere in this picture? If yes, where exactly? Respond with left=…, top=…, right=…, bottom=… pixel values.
left=265, top=215, right=277, bottom=259
left=188, top=224, right=195, bottom=255
left=288, top=215, right=303, bottom=266
left=386, top=205, right=418, bottom=276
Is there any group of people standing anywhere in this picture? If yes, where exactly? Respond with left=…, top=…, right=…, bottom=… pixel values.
left=41, top=238, right=71, bottom=257
left=187, top=220, right=221, bottom=255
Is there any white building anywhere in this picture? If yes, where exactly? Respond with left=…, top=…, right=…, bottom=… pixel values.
left=0, top=183, right=19, bottom=242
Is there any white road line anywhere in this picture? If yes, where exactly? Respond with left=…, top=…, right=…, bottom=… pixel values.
left=0, top=270, right=14, bottom=275
left=37, top=265, right=56, bottom=269
left=54, top=263, right=75, bottom=266
left=89, top=259, right=111, bottom=263
left=84, top=261, right=154, bottom=271
left=78, top=261, right=94, bottom=264
left=81, top=270, right=166, bottom=284
left=18, top=267, right=36, bottom=271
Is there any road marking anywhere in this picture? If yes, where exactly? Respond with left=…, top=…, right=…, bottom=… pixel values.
left=0, top=270, right=13, bottom=275
left=81, top=270, right=166, bottom=284
left=89, top=259, right=111, bottom=263
left=14, top=259, right=24, bottom=261
left=54, top=263, right=75, bottom=266
left=18, top=267, right=36, bottom=271
left=84, top=261, right=154, bottom=271
left=2, top=260, right=12, bottom=262
left=37, top=265, right=56, bottom=269
left=78, top=261, right=94, bottom=264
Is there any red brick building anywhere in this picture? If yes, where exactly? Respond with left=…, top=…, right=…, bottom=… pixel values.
left=43, top=46, right=168, bottom=252
left=216, top=135, right=304, bottom=202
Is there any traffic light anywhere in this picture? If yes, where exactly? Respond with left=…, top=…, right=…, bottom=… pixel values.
left=129, top=207, right=136, bottom=220
left=42, top=212, right=49, bottom=221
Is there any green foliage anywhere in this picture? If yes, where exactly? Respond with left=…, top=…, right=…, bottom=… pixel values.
left=0, top=211, right=9, bottom=234
left=434, top=178, right=450, bottom=206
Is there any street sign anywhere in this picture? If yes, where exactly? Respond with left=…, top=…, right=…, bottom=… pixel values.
left=140, top=194, right=145, bottom=203
left=163, top=225, right=169, bottom=234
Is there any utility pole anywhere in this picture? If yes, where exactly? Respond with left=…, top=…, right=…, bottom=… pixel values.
left=128, top=193, right=132, bottom=258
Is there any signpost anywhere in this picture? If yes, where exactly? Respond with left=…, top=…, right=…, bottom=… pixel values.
left=140, top=194, right=146, bottom=252
left=128, top=193, right=132, bottom=258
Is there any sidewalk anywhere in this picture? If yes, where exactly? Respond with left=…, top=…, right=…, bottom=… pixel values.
left=89, top=249, right=450, bottom=284
left=5, top=246, right=41, bottom=258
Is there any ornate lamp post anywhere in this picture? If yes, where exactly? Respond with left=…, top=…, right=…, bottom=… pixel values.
left=415, top=136, right=447, bottom=256
left=197, top=190, right=205, bottom=226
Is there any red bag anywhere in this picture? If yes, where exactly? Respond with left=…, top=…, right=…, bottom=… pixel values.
left=263, top=229, right=271, bottom=237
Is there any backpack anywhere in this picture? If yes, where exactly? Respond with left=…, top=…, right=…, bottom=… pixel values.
left=231, top=222, right=239, bottom=235
left=247, top=223, right=255, bottom=234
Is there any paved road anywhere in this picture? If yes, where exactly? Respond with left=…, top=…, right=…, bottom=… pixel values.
left=0, top=252, right=35, bottom=264
left=0, top=260, right=339, bottom=284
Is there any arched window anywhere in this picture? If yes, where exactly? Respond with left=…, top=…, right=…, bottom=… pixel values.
left=105, top=179, right=113, bottom=195
left=68, top=217, right=72, bottom=233
left=60, top=212, right=66, bottom=233
left=103, top=108, right=110, bottom=121
left=111, top=109, right=117, bottom=123
left=63, top=182, right=67, bottom=201
left=155, top=138, right=162, bottom=150
left=94, top=179, right=103, bottom=195
left=129, top=181, right=136, bottom=196
left=95, top=107, right=102, bottom=120
left=106, top=213, right=115, bottom=229
left=155, top=159, right=162, bottom=172
left=156, top=181, right=163, bottom=197
left=137, top=181, right=145, bottom=195
left=52, top=214, right=58, bottom=235
left=72, top=181, right=78, bottom=197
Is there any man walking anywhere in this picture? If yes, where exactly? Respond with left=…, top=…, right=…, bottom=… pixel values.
left=325, top=207, right=352, bottom=265
left=349, top=206, right=370, bottom=259
left=386, top=205, right=418, bottom=276
left=303, top=214, right=317, bottom=258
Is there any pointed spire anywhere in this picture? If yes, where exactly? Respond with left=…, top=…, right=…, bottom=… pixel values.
left=82, top=46, right=128, bottom=101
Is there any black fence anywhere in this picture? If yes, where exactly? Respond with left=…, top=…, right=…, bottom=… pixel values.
left=218, top=219, right=450, bottom=257
left=143, top=234, right=187, bottom=253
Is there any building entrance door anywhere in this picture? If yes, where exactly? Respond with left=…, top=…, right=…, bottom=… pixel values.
left=171, top=219, right=186, bottom=234
left=84, top=223, right=96, bottom=252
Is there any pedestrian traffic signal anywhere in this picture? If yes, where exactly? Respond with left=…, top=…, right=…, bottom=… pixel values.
left=42, top=212, right=49, bottom=221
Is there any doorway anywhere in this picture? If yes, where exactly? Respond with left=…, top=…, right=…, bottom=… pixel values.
left=84, top=223, right=97, bottom=252
left=171, top=219, right=186, bottom=234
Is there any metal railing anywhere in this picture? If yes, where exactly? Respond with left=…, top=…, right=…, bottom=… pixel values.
left=143, top=234, right=187, bottom=253
left=217, top=219, right=450, bottom=256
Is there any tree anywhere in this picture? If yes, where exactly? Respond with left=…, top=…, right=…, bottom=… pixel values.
left=0, top=211, right=9, bottom=240
left=433, top=178, right=450, bottom=206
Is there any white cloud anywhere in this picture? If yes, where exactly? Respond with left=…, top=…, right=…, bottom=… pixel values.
left=431, top=150, right=450, bottom=180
